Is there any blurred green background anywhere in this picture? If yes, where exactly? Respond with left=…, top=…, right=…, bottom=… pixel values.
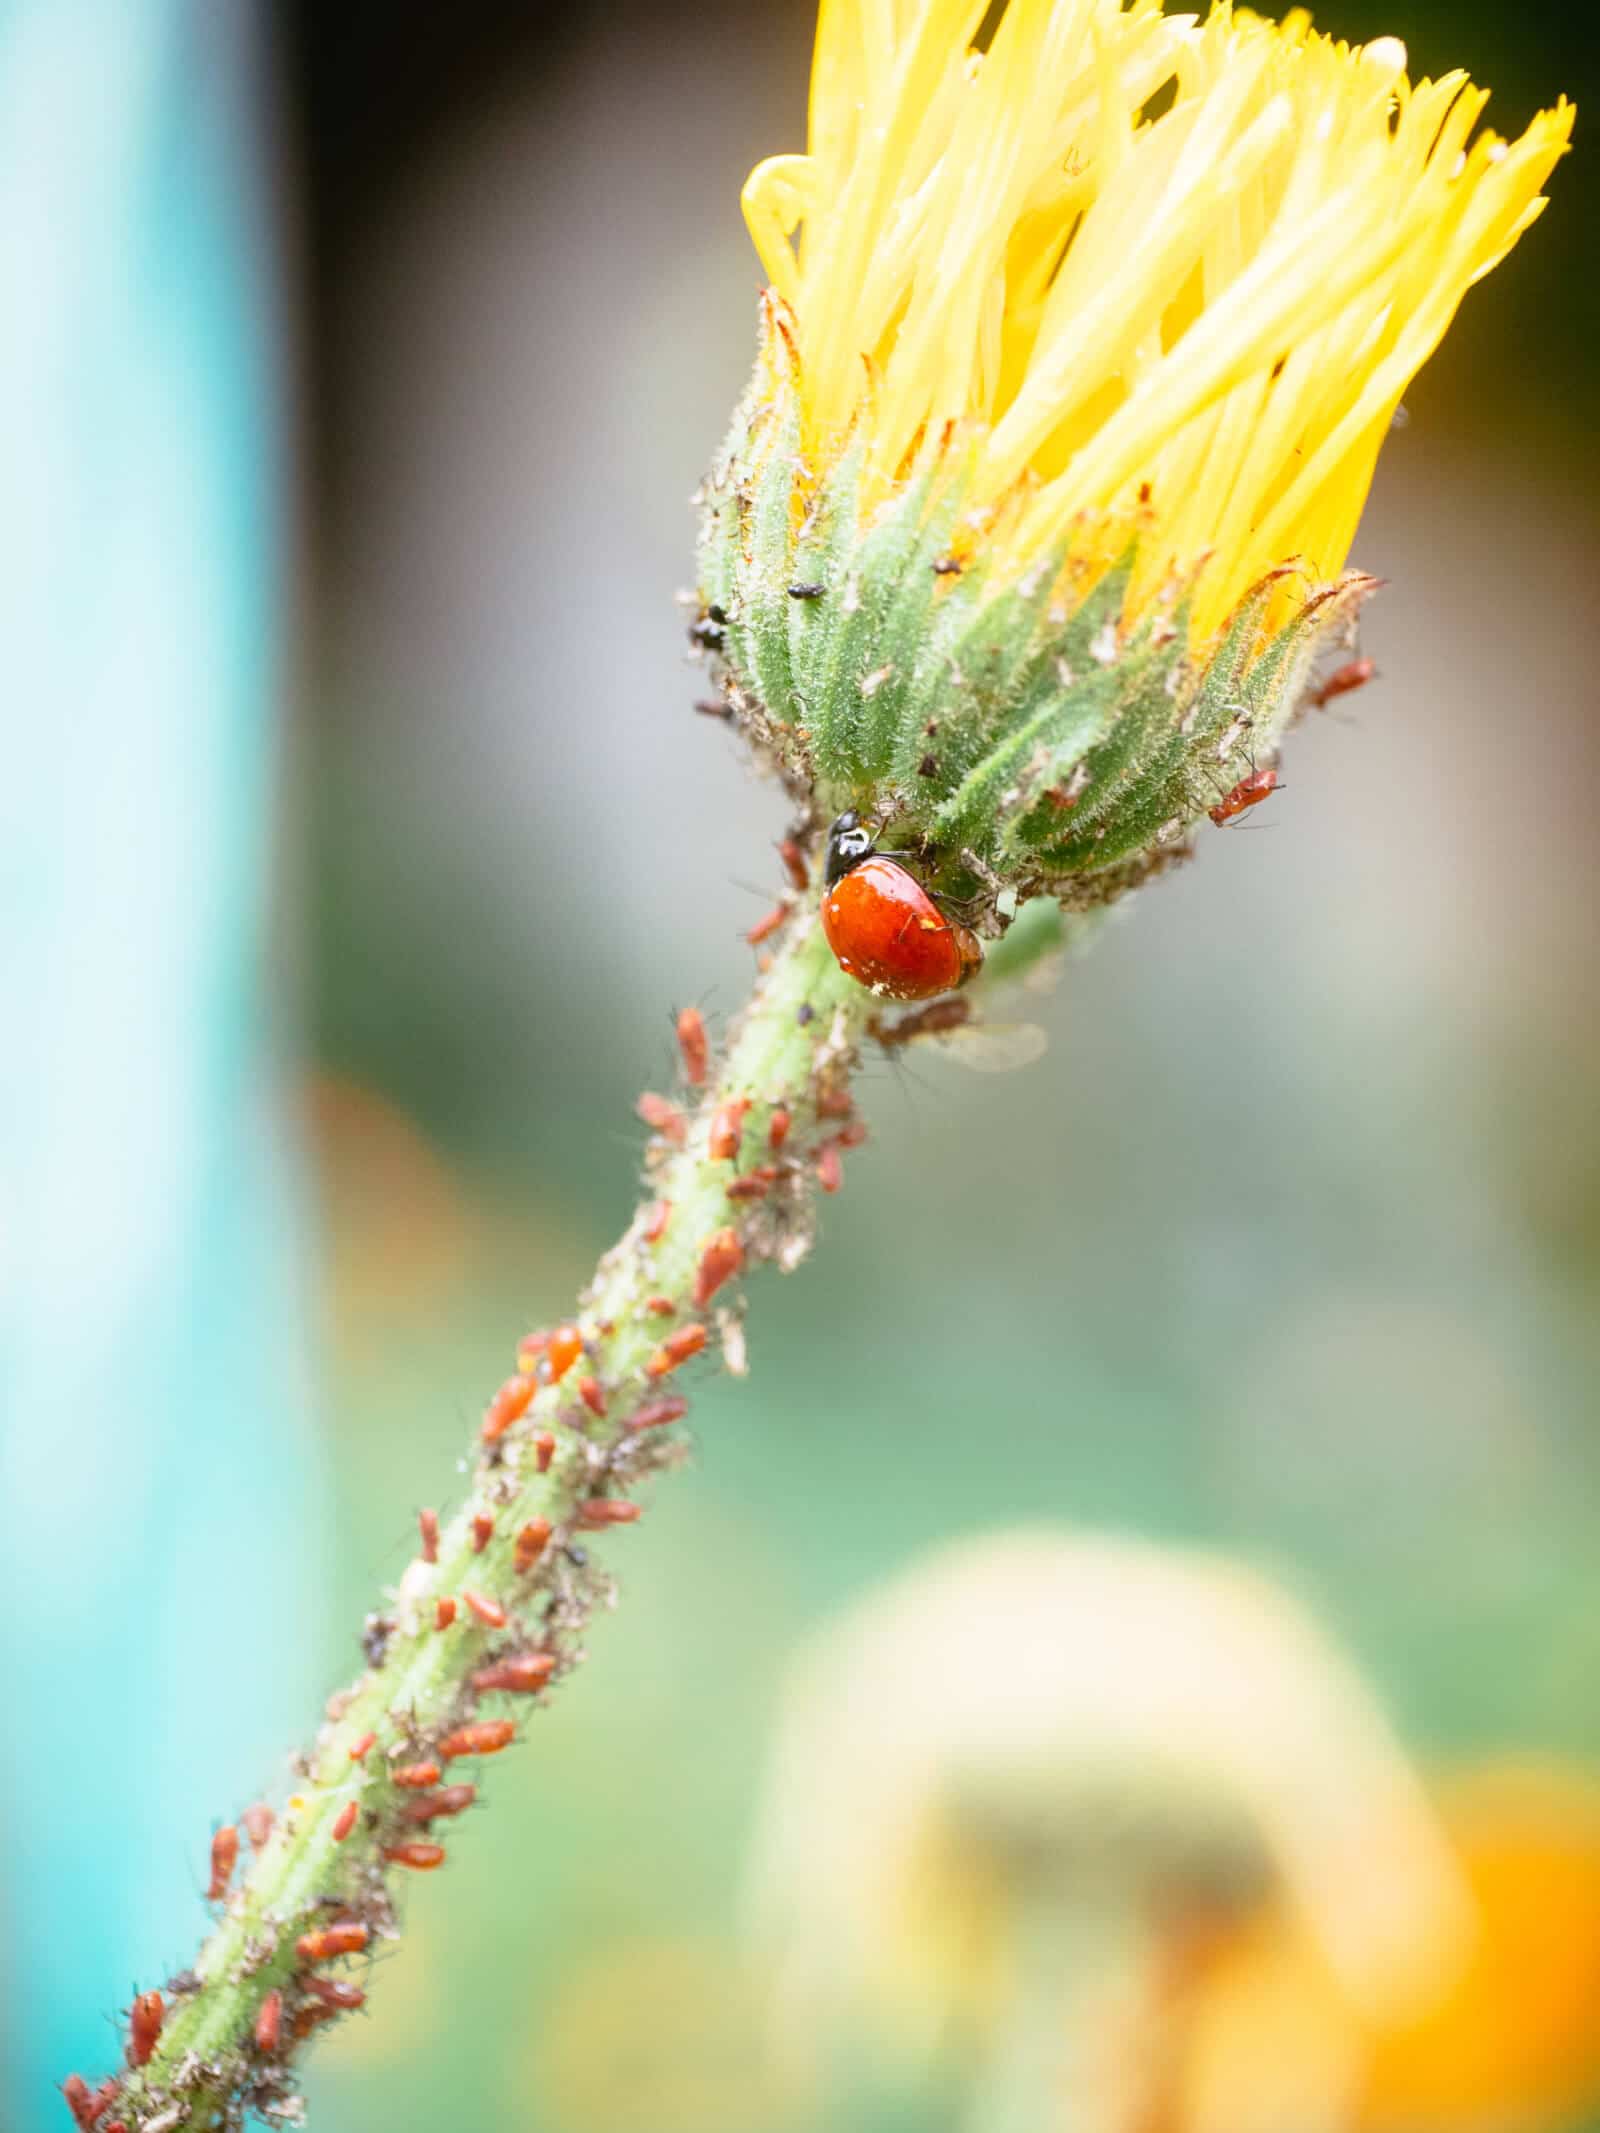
left=6, top=0, right=1597, bottom=2127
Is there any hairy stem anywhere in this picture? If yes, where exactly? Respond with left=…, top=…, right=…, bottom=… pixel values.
left=90, top=902, right=872, bottom=2132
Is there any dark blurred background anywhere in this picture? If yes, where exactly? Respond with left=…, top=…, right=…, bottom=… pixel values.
left=4, top=1, right=1596, bottom=2127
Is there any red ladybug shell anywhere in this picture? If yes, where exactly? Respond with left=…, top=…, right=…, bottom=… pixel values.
left=821, top=856, right=982, bottom=1000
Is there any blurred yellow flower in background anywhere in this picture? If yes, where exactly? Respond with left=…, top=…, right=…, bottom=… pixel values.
left=742, top=0, right=1571, bottom=637
left=748, top=1530, right=1465, bottom=2131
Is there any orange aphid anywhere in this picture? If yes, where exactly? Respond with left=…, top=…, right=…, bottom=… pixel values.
left=707, top=1096, right=751, bottom=1161
left=767, top=1107, right=791, bottom=1151
left=545, top=1324, right=584, bottom=1382
left=243, top=1801, right=274, bottom=1851
left=514, top=1518, right=552, bottom=1573
left=296, top=1921, right=369, bottom=1963
left=434, top=1596, right=458, bottom=1630
left=534, top=1431, right=556, bottom=1473
left=637, top=1091, right=688, bottom=1145
left=578, top=1499, right=642, bottom=1528
left=392, top=1761, right=441, bottom=1789
left=629, top=1394, right=688, bottom=1432
left=400, top=1783, right=476, bottom=1824
left=384, top=1842, right=446, bottom=1871
left=462, top=1588, right=507, bottom=1629
left=747, top=904, right=788, bottom=946
left=472, top=1653, right=555, bottom=1694
left=470, top=1512, right=494, bottom=1553
left=642, top=1199, right=672, bottom=1244
left=482, top=1374, right=536, bottom=1444
left=331, top=1800, right=358, bottom=1843
left=1209, top=765, right=1278, bottom=826
left=693, top=1227, right=744, bottom=1309
left=349, top=1732, right=375, bottom=1762
left=207, top=1824, right=239, bottom=1902
left=676, top=1006, right=710, bottom=1086
left=439, top=1720, right=516, bottom=1760
left=417, top=1507, right=440, bottom=1563
left=127, top=1992, right=164, bottom=2068
left=577, top=1375, right=608, bottom=1418
left=646, top=1322, right=708, bottom=1378
left=253, top=1991, right=283, bottom=2055
left=816, top=1143, right=844, bottom=1193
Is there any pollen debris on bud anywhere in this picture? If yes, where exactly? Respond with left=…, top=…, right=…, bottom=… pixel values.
left=127, top=1992, right=163, bottom=2068
left=349, top=1732, right=376, bottom=1763
left=331, top=1800, right=358, bottom=1843
left=253, top=1990, right=283, bottom=2055
left=642, top=1199, right=672, bottom=1244
left=435, top=1596, right=458, bottom=1631
left=417, top=1507, right=440, bottom=1563
left=471, top=1512, right=495, bottom=1554
left=514, top=1517, right=553, bottom=1573
left=707, top=1097, right=751, bottom=1161
left=393, top=1760, right=442, bottom=1789
left=647, top=1322, right=708, bottom=1378
left=384, top=1841, right=446, bottom=1871
left=482, top=1374, right=537, bottom=1443
left=767, top=1106, right=791, bottom=1151
left=693, top=1227, right=745, bottom=1309
left=439, top=1719, right=516, bottom=1760
left=297, top=1921, right=369, bottom=1963
left=578, top=1499, right=642, bottom=1529
left=207, top=1824, right=239, bottom=1902
left=577, top=1374, right=608, bottom=1418
left=401, top=1783, right=476, bottom=1824
left=545, top=1324, right=584, bottom=1382
left=463, top=1588, right=507, bottom=1629
left=243, top=1801, right=274, bottom=1851
left=629, top=1394, right=688, bottom=1432
left=675, top=1005, right=710, bottom=1086
left=637, top=1091, right=688, bottom=1145
left=534, top=1430, right=556, bottom=1473
left=472, top=1652, right=555, bottom=1694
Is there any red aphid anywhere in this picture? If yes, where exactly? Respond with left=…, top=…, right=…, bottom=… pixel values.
left=577, top=1375, right=608, bottom=1419
left=1311, top=655, right=1375, bottom=708
left=516, top=1329, right=549, bottom=1374
left=645, top=1294, right=676, bottom=1316
left=435, top=1596, right=458, bottom=1631
left=642, top=1199, right=672, bottom=1244
left=62, top=2075, right=99, bottom=2129
left=693, top=1227, right=744, bottom=1309
left=675, top=1005, right=710, bottom=1086
left=534, top=1431, right=556, bottom=1473
left=778, top=838, right=810, bottom=892
left=384, top=1842, right=446, bottom=1871
left=482, top=1374, right=536, bottom=1444
left=514, top=1518, right=552, bottom=1573
left=254, top=1991, right=283, bottom=2054
left=127, top=1992, right=164, bottom=2068
left=578, top=1499, right=641, bottom=1529
left=400, top=1783, right=476, bottom=1824
left=331, top=1800, right=358, bottom=1843
left=646, top=1322, right=708, bottom=1378
left=820, top=816, right=981, bottom=1000
left=243, top=1802, right=274, bottom=1852
left=815, top=1085, right=853, bottom=1118
left=417, top=1507, right=440, bottom=1564
left=746, top=903, right=787, bottom=947
left=392, top=1761, right=441, bottom=1789
left=462, top=1589, right=507, bottom=1629
left=303, top=1976, right=367, bottom=2011
left=629, top=1394, right=688, bottom=1432
left=1208, top=765, right=1278, bottom=826
left=637, top=1091, right=688, bottom=1145
left=545, top=1324, right=584, bottom=1382
left=727, top=1170, right=776, bottom=1202
left=707, top=1098, right=751, bottom=1161
left=472, top=1653, right=555, bottom=1694
left=471, top=1512, right=495, bottom=1554
left=837, top=1120, right=869, bottom=1149
left=767, top=1106, right=791, bottom=1151
left=816, top=1144, right=845, bottom=1194
left=208, top=1824, right=239, bottom=1902
left=349, top=1732, right=375, bottom=1763
left=296, top=1921, right=369, bottom=1963
left=439, top=1719, right=516, bottom=1760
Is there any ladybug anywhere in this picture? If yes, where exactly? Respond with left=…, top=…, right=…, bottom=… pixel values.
left=820, top=812, right=982, bottom=1000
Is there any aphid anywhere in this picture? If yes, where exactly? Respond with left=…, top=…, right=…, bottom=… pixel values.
left=384, top=1841, right=446, bottom=1871
left=470, top=1512, right=495, bottom=1554
left=777, top=839, right=809, bottom=892
left=874, top=997, right=1049, bottom=1072
left=254, top=1991, right=283, bottom=2054
left=820, top=811, right=982, bottom=1000
left=417, top=1508, right=440, bottom=1564
left=746, top=904, right=787, bottom=947
left=462, top=1589, right=507, bottom=1629
left=646, top=1322, right=708, bottom=1378
left=331, top=1801, right=358, bottom=1843
left=514, top=1518, right=552, bottom=1572
left=392, top=1760, right=441, bottom=1789
left=1208, top=765, right=1278, bottom=826
left=208, top=1825, right=239, bottom=1903
left=637, top=1091, right=688, bottom=1144
left=816, top=1144, right=844, bottom=1194
left=243, top=1802, right=274, bottom=1852
left=675, top=1006, right=710, bottom=1086
left=434, top=1596, right=458, bottom=1631
left=297, top=1921, right=369, bottom=1963
left=577, top=1375, right=608, bottom=1419
left=707, top=1097, right=751, bottom=1162
left=1310, top=655, right=1375, bottom=708
left=534, top=1431, right=556, bottom=1473
left=303, top=1976, right=367, bottom=2011
left=577, top=1498, right=642, bottom=1529
left=62, top=2075, right=100, bottom=2128
left=816, top=1084, right=853, bottom=1118
left=515, top=1329, right=549, bottom=1374
left=471, top=1653, right=555, bottom=1694
left=642, top=1199, right=672, bottom=1244
left=767, top=1106, right=791, bottom=1151
left=629, top=1395, right=688, bottom=1432
left=482, top=1375, right=536, bottom=1444
left=349, top=1732, right=376, bottom=1763
left=545, top=1325, right=584, bottom=1382
left=693, top=1227, right=744, bottom=1309
left=400, top=1783, right=476, bottom=1824
left=439, top=1719, right=516, bottom=1761
left=128, top=1991, right=164, bottom=2068
left=645, top=1295, right=676, bottom=1317
left=727, top=1165, right=778, bottom=1202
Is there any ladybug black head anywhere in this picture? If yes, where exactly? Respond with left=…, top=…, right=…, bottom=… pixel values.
left=825, top=810, right=876, bottom=887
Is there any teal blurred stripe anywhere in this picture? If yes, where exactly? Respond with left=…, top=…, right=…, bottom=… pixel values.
left=0, top=0, right=325, bottom=2118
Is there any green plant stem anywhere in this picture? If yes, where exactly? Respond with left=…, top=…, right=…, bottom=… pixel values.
left=97, top=903, right=872, bottom=2132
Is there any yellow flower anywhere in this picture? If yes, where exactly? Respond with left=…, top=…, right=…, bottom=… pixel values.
left=742, top=0, right=1571, bottom=640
